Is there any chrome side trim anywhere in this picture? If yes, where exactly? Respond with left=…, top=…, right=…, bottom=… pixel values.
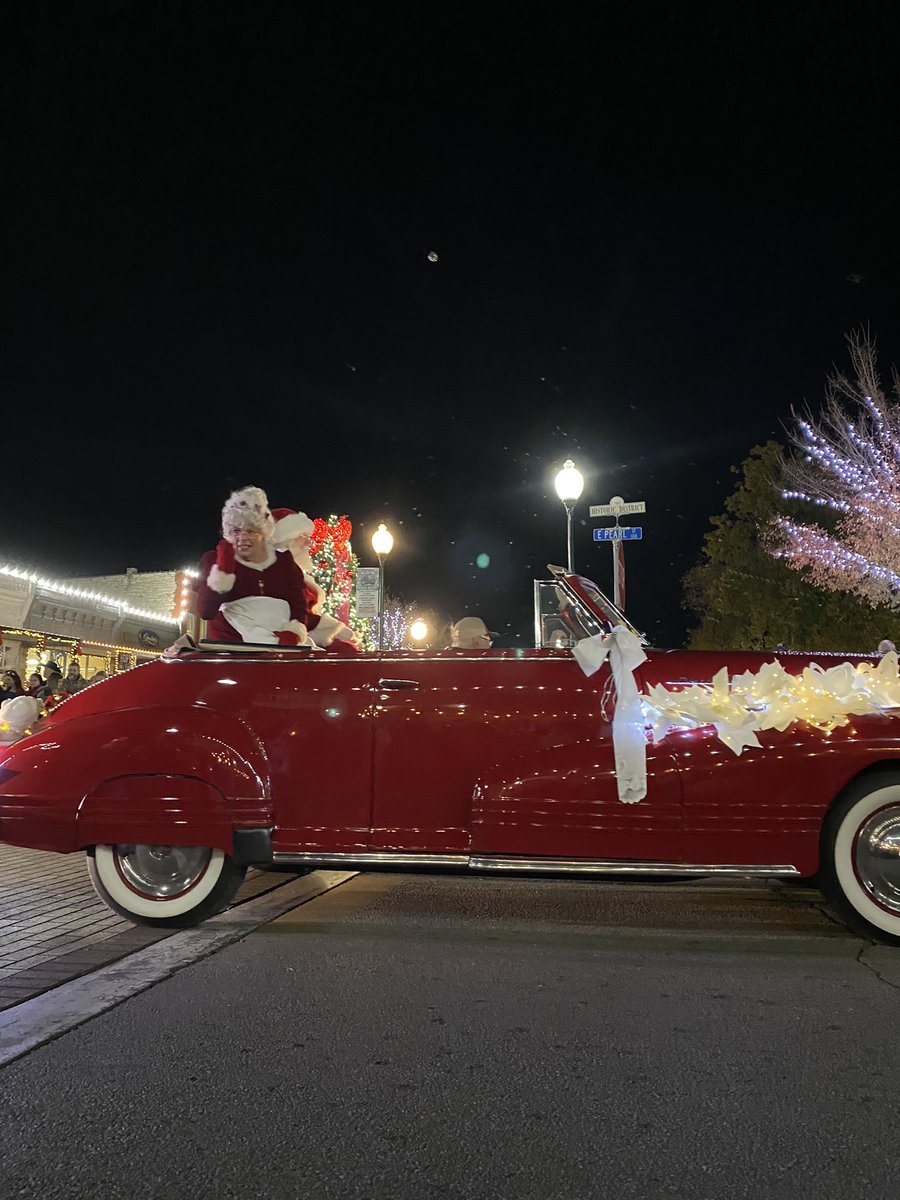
left=273, top=851, right=470, bottom=868
left=273, top=850, right=800, bottom=877
left=468, top=856, right=800, bottom=877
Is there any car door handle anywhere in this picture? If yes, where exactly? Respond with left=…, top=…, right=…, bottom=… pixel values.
left=376, top=678, right=420, bottom=690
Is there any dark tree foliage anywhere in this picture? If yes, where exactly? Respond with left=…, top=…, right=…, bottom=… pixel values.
left=683, top=442, right=898, bottom=652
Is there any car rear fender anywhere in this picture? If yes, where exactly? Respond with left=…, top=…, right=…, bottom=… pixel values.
left=469, top=738, right=682, bottom=858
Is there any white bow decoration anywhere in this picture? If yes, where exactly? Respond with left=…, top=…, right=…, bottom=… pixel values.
left=572, top=626, right=648, bottom=804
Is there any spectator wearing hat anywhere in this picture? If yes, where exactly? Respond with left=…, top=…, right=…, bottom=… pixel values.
left=42, top=674, right=68, bottom=713
left=192, top=485, right=318, bottom=645
left=448, top=617, right=498, bottom=649
left=38, top=663, right=62, bottom=700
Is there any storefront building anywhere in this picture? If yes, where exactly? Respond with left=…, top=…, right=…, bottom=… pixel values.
left=0, top=564, right=191, bottom=682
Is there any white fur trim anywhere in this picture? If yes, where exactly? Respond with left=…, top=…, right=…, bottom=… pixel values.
left=284, top=619, right=308, bottom=643
left=309, top=611, right=343, bottom=647
left=235, top=548, right=276, bottom=571
left=207, top=564, right=236, bottom=593
left=273, top=512, right=314, bottom=544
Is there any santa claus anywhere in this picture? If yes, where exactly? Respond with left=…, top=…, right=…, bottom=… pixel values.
left=271, top=508, right=360, bottom=649
left=193, top=486, right=320, bottom=646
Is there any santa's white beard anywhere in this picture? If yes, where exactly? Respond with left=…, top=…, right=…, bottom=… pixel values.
left=291, top=547, right=314, bottom=574
left=290, top=544, right=326, bottom=611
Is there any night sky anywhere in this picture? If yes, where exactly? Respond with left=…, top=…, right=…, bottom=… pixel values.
left=3, top=2, right=900, bottom=645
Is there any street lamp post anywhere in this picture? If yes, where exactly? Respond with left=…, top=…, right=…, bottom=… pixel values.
left=371, top=523, right=394, bottom=650
left=554, top=459, right=584, bottom=574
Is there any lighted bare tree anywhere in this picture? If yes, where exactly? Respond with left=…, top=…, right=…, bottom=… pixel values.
left=772, top=332, right=900, bottom=607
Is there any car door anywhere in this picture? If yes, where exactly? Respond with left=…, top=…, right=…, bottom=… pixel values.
left=239, top=652, right=381, bottom=853
left=370, top=647, right=684, bottom=860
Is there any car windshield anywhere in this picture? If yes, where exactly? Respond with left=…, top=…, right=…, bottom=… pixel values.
left=546, top=566, right=643, bottom=641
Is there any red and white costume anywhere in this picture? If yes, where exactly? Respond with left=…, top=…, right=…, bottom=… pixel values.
left=192, top=486, right=319, bottom=646
left=193, top=546, right=319, bottom=644
left=271, top=508, right=359, bottom=650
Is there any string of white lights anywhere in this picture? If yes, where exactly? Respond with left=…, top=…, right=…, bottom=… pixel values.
left=0, top=564, right=186, bottom=626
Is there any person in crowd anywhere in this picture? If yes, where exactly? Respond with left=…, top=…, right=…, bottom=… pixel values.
left=90, top=670, right=109, bottom=685
left=192, top=485, right=318, bottom=645
left=41, top=673, right=68, bottom=713
left=37, top=665, right=61, bottom=702
left=271, top=507, right=360, bottom=650
left=65, top=660, right=88, bottom=694
left=27, top=672, right=44, bottom=697
left=1, top=670, right=25, bottom=697
left=447, top=617, right=497, bottom=649
left=878, top=639, right=896, bottom=655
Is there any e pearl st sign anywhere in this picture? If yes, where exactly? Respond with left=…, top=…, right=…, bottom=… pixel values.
left=589, top=495, right=646, bottom=611
left=593, top=526, right=643, bottom=541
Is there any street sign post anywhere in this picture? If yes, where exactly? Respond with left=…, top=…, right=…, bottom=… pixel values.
left=589, top=496, right=646, bottom=610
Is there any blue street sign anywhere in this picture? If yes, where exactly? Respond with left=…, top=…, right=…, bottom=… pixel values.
left=593, top=526, right=643, bottom=541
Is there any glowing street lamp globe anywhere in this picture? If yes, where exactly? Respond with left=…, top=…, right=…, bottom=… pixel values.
left=372, top=523, right=394, bottom=557
left=409, top=619, right=428, bottom=642
left=554, top=459, right=584, bottom=504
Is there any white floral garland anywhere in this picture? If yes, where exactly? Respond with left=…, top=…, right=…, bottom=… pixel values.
left=573, top=636, right=900, bottom=803
left=642, top=652, right=900, bottom=756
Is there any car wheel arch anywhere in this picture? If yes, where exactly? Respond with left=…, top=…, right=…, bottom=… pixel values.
left=819, top=760, right=900, bottom=943
left=76, top=773, right=237, bottom=855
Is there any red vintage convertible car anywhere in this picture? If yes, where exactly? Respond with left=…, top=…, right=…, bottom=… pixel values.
left=1, top=568, right=899, bottom=943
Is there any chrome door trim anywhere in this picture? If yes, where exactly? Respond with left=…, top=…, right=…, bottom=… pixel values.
left=468, top=856, right=800, bottom=876
left=273, top=851, right=469, bottom=868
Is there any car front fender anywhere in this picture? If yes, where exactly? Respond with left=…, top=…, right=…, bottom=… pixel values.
left=0, top=706, right=270, bottom=854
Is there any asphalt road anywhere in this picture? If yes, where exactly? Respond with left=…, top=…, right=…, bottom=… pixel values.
left=1, top=873, right=899, bottom=1200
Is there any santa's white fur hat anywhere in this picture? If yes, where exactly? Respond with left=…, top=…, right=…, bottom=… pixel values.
left=272, top=507, right=314, bottom=545
left=221, top=486, right=275, bottom=543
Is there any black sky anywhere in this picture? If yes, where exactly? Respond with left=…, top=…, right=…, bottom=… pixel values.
left=3, top=1, right=900, bottom=645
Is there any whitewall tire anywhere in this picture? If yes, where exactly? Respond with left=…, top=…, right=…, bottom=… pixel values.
left=821, top=774, right=900, bottom=944
left=88, top=844, right=246, bottom=928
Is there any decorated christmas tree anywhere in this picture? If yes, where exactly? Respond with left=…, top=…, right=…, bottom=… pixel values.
left=308, top=515, right=374, bottom=649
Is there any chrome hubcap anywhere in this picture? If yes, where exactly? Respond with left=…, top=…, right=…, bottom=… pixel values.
left=115, top=845, right=212, bottom=899
left=855, top=808, right=900, bottom=916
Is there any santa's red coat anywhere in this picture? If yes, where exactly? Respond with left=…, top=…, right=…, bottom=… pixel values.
left=193, top=549, right=321, bottom=643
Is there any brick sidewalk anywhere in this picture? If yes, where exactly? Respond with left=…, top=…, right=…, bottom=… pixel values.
left=0, top=845, right=295, bottom=1011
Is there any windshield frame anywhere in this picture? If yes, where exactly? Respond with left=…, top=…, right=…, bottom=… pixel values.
left=546, top=565, right=645, bottom=642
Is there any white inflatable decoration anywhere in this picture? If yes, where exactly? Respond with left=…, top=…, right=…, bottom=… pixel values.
left=0, top=695, right=39, bottom=744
